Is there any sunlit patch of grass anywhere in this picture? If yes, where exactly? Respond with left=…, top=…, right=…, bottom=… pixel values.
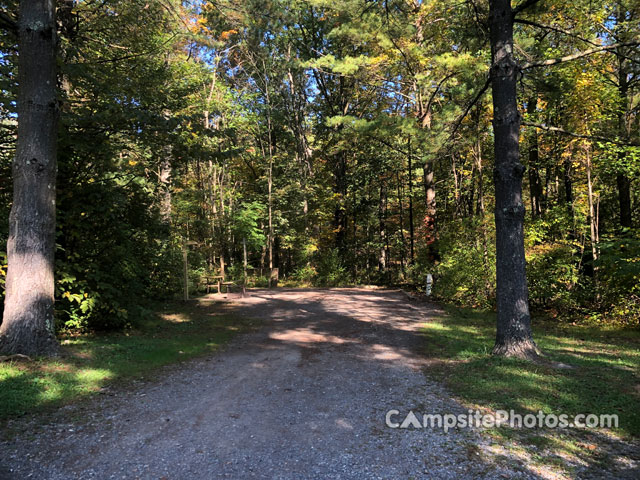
left=160, top=312, right=190, bottom=323
left=0, top=300, right=258, bottom=420
left=423, top=306, right=640, bottom=476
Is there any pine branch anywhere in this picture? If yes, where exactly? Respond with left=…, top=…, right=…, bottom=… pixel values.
left=513, top=0, right=543, bottom=17
left=523, top=122, right=640, bottom=146
left=448, top=76, right=491, bottom=138
left=522, top=39, right=640, bottom=69
left=0, top=11, right=17, bottom=35
left=514, top=18, right=599, bottom=47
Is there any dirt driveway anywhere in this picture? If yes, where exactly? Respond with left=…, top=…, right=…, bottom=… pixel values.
left=0, top=288, right=533, bottom=479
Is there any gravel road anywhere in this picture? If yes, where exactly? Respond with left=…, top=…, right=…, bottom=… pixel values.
left=0, top=288, right=535, bottom=479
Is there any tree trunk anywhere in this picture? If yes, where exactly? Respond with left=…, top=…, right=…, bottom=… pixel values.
left=333, top=151, right=348, bottom=256
left=489, top=0, right=539, bottom=360
left=617, top=174, right=632, bottom=228
left=407, top=137, right=415, bottom=263
left=396, top=171, right=406, bottom=277
left=616, top=12, right=633, bottom=229
left=585, top=144, right=599, bottom=293
left=267, top=151, right=273, bottom=286
left=264, top=77, right=275, bottom=288
left=378, top=182, right=387, bottom=273
left=472, top=122, right=492, bottom=298
left=562, top=153, right=575, bottom=232
left=527, top=98, right=543, bottom=219
left=158, top=152, right=172, bottom=225
left=1, top=0, right=59, bottom=356
left=423, top=161, right=437, bottom=261
left=242, top=237, right=247, bottom=297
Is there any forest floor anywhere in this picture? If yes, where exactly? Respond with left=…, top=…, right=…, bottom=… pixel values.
left=0, top=288, right=637, bottom=479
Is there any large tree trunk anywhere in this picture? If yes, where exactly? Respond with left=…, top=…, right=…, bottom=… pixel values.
left=0, top=0, right=59, bottom=356
left=489, top=0, right=539, bottom=360
left=615, top=8, right=633, bottom=229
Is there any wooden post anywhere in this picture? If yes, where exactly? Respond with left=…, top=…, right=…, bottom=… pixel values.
left=220, top=253, right=225, bottom=281
left=270, top=268, right=279, bottom=288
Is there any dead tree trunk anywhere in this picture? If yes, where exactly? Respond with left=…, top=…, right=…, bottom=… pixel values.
left=1, top=0, right=59, bottom=356
left=489, top=0, right=539, bottom=360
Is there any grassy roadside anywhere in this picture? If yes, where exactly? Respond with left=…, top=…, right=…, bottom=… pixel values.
left=423, top=307, right=640, bottom=477
left=0, top=298, right=257, bottom=420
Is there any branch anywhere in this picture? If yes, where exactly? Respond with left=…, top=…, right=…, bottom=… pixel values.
left=449, top=76, right=491, bottom=138
left=513, top=0, right=543, bottom=17
left=523, top=122, right=640, bottom=146
left=514, top=18, right=599, bottom=47
left=0, top=11, right=17, bottom=35
left=522, top=38, right=640, bottom=69
left=424, top=72, right=457, bottom=118
left=365, top=133, right=422, bottom=162
left=72, top=32, right=180, bottom=66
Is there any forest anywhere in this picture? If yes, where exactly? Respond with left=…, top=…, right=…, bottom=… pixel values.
left=1, top=1, right=640, bottom=477
left=0, top=0, right=639, bottom=355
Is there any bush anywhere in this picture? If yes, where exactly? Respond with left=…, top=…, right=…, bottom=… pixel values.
left=433, top=218, right=496, bottom=308
left=314, top=248, right=349, bottom=286
left=52, top=178, right=180, bottom=332
left=290, top=264, right=316, bottom=284
left=526, top=242, right=581, bottom=312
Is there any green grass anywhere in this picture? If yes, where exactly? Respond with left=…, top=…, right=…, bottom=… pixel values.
left=423, top=307, right=640, bottom=475
left=0, top=298, right=258, bottom=420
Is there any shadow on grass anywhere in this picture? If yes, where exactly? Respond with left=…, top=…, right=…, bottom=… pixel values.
left=424, top=306, right=640, bottom=478
left=0, top=299, right=257, bottom=420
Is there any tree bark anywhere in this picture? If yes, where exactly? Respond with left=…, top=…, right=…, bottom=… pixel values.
left=158, top=152, right=172, bottom=225
left=407, top=137, right=415, bottom=263
left=472, top=114, right=492, bottom=298
left=378, top=182, right=387, bottom=273
left=489, top=0, right=539, bottom=360
left=615, top=7, right=633, bottom=229
left=562, top=152, right=575, bottom=231
left=617, top=174, right=632, bottom=228
left=585, top=145, right=599, bottom=291
left=423, top=161, right=437, bottom=261
left=526, top=98, right=543, bottom=218
left=396, top=171, right=406, bottom=277
left=333, top=150, right=348, bottom=257
left=264, top=76, right=275, bottom=288
left=1, top=0, right=59, bottom=356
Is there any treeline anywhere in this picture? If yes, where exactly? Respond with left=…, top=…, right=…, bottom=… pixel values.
left=0, top=0, right=639, bottom=353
